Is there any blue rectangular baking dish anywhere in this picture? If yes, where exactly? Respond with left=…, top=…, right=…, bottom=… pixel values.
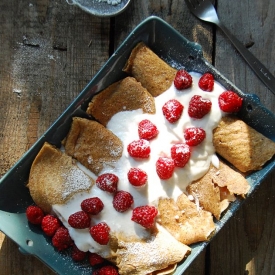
left=0, top=16, right=275, bottom=275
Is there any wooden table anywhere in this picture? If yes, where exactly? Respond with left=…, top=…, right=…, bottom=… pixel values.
left=0, top=0, right=275, bottom=274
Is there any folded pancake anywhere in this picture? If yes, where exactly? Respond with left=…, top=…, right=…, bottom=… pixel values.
left=186, top=161, right=250, bottom=220
left=110, top=225, right=190, bottom=275
left=63, top=117, right=123, bottom=175
left=28, top=142, right=94, bottom=213
left=150, top=264, right=177, bottom=275
left=123, top=42, right=177, bottom=97
left=86, top=76, right=156, bottom=126
left=157, top=194, right=216, bottom=245
left=213, top=116, right=275, bottom=172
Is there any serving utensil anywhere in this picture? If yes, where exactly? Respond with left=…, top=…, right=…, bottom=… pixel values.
left=66, top=0, right=131, bottom=17
left=185, top=0, right=275, bottom=96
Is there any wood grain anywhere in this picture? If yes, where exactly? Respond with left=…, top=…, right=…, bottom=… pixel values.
left=0, top=0, right=274, bottom=274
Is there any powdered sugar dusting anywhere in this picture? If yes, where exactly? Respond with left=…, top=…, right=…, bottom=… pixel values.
left=96, top=0, right=121, bottom=5
left=120, top=237, right=161, bottom=265
left=61, top=167, right=92, bottom=199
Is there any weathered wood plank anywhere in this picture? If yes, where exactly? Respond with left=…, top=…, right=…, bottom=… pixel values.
left=0, top=0, right=110, bottom=175
left=114, top=0, right=214, bottom=63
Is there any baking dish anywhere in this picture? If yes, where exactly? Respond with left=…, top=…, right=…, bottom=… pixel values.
left=0, top=16, right=275, bottom=274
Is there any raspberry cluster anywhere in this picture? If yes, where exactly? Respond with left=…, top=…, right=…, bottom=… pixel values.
left=96, top=172, right=158, bottom=229
left=26, top=205, right=118, bottom=274
left=127, top=71, right=243, bottom=181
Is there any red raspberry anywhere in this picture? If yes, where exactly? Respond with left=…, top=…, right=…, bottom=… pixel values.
left=26, top=205, right=44, bottom=225
left=198, top=73, right=214, bottom=91
left=68, top=211, right=90, bottom=229
left=131, top=205, right=158, bottom=229
left=96, top=173, right=118, bottom=193
left=218, top=91, right=243, bottom=113
left=138, top=119, right=159, bottom=140
left=81, top=197, right=104, bottom=215
left=184, top=127, right=206, bottom=146
left=96, top=266, right=119, bottom=275
left=41, top=215, right=61, bottom=236
left=171, top=143, right=191, bottom=167
left=89, top=252, right=104, bottom=266
left=174, top=69, right=193, bottom=90
left=127, top=139, right=150, bottom=158
left=162, top=99, right=184, bottom=123
left=127, top=167, right=148, bottom=187
left=113, top=191, right=134, bottom=212
left=52, top=226, right=73, bottom=251
left=188, top=95, right=212, bottom=119
left=71, top=244, right=87, bottom=262
left=90, top=222, right=110, bottom=245
left=156, top=157, right=175, bottom=180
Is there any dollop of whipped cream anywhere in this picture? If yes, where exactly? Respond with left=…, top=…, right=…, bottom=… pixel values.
left=53, top=72, right=226, bottom=256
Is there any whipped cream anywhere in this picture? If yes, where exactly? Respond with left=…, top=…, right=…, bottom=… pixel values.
left=53, top=72, right=226, bottom=256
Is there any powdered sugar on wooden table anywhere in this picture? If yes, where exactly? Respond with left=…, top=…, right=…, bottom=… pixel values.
left=95, top=0, right=121, bottom=5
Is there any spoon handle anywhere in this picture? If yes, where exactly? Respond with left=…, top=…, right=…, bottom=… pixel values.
left=217, top=21, right=275, bottom=96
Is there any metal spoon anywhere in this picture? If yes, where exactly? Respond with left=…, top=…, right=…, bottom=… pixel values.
left=185, top=0, right=275, bottom=96
left=66, top=0, right=131, bottom=17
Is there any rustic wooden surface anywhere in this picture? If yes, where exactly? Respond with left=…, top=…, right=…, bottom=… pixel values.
left=0, top=0, right=275, bottom=274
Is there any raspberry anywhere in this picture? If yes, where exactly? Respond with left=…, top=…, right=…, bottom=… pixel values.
left=26, top=205, right=44, bottom=225
left=138, top=119, right=159, bottom=140
left=81, top=197, right=104, bottom=215
left=52, top=226, right=73, bottom=251
left=218, top=91, right=243, bottom=113
left=198, top=73, right=214, bottom=91
left=174, top=69, right=193, bottom=90
left=96, top=173, right=118, bottom=193
left=71, top=244, right=87, bottom=262
left=184, top=127, right=206, bottom=146
left=162, top=99, right=184, bottom=123
left=96, top=266, right=119, bottom=275
left=127, top=139, right=150, bottom=158
left=113, top=191, right=134, bottom=212
left=127, top=167, right=148, bottom=187
left=156, top=157, right=175, bottom=180
left=68, top=211, right=90, bottom=229
left=131, top=205, right=158, bottom=229
left=90, top=222, right=110, bottom=245
left=89, top=252, right=104, bottom=266
left=41, top=215, right=61, bottom=236
left=188, top=95, right=212, bottom=119
left=171, top=143, right=191, bottom=167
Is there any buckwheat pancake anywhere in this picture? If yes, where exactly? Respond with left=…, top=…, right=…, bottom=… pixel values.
left=157, top=194, right=216, bottom=245
left=213, top=116, right=275, bottom=172
left=63, top=117, right=123, bottom=175
left=86, top=76, right=156, bottom=126
left=123, top=42, right=177, bottom=97
left=150, top=264, right=177, bottom=275
left=111, top=225, right=191, bottom=275
left=187, top=161, right=250, bottom=220
left=28, top=142, right=94, bottom=213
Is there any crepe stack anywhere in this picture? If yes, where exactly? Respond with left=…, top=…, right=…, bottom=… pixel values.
left=27, top=42, right=275, bottom=275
